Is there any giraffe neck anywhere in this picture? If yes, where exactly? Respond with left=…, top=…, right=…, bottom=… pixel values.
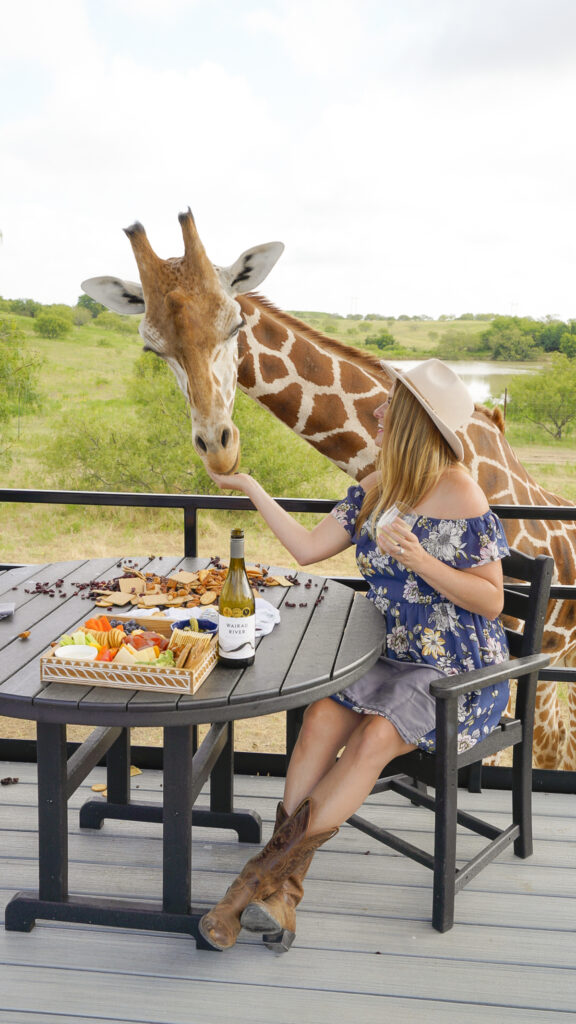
left=237, top=293, right=574, bottom=509
left=237, top=293, right=384, bottom=479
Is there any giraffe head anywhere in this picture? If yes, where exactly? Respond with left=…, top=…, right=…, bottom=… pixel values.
left=82, top=209, right=283, bottom=474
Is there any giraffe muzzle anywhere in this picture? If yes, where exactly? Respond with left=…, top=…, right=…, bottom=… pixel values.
left=194, top=424, right=240, bottom=475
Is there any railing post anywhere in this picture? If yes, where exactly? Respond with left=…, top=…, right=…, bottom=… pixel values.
left=183, top=504, right=198, bottom=558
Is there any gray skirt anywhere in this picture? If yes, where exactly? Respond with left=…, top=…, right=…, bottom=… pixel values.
left=330, top=655, right=445, bottom=745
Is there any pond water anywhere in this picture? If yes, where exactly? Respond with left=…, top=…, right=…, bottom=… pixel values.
left=389, top=360, right=541, bottom=404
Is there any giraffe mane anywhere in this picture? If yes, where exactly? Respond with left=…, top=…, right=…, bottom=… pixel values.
left=247, top=293, right=389, bottom=379
left=473, top=402, right=506, bottom=434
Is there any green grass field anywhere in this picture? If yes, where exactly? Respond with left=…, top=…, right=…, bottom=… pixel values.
left=1, top=310, right=574, bottom=569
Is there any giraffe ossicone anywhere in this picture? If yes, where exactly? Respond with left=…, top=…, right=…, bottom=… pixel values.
left=82, top=208, right=576, bottom=771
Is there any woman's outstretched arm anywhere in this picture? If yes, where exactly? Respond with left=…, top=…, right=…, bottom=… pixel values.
left=208, top=471, right=352, bottom=566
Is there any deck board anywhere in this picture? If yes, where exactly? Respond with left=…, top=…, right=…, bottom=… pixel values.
left=1, top=760, right=575, bottom=1023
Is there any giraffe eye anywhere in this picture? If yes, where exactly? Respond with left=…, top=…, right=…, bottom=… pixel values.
left=230, top=319, right=245, bottom=338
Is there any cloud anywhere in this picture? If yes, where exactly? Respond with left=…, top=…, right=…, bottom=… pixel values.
left=1, top=0, right=98, bottom=69
left=110, top=0, right=202, bottom=15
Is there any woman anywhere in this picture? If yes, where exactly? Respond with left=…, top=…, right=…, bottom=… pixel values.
left=199, top=358, right=510, bottom=951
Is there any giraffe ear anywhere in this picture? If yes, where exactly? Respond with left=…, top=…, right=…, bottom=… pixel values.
left=216, top=242, right=285, bottom=295
left=81, top=276, right=145, bottom=314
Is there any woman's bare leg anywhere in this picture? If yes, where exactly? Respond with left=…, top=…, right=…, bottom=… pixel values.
left=283, top=698, right=360, bottom=814
left=305, top=714, right=416, bottom=834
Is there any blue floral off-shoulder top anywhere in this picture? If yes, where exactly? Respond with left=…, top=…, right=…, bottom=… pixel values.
left=331, top=484, right=510, bottom=679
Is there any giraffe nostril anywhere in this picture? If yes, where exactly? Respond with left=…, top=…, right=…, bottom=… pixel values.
left=195, top=435, right=207, bottom=454
left=221, top=429, right=230, bottom=449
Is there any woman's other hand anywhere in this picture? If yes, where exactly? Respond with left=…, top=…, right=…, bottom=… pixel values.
left=377, top=517, right=423, bottom=571
left=378, top=515, right=504, bottom=619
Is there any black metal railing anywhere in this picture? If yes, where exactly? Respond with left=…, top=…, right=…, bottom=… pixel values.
left=1, top=488, right=575, bottom=792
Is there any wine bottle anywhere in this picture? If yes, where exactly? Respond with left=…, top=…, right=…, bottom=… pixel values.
left=218, top=528, right=256, bottom=667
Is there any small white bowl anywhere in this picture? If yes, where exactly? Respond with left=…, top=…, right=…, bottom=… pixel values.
left=54, top=646, right=99, bottom=661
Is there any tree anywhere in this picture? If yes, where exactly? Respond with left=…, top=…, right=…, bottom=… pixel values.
left=0, top=318, right=43, bottom=460
left=507, top=354, right=576, bottom=439
left=8, top=298, right=42, bottom=317
left=480, top=316, right=540, bottom=360
left=535, top=319, right=568, bottom=352
left=0, top=318, right=43, bottom=420
left=435, top=329, right=485, bottom=360
left=559, top=331, right=576, bottom=359
left=73, top=306, right=92, bottom=326
left=365, top=329, right=396, bottom=350
left=77, top=293, right=106, bottom=318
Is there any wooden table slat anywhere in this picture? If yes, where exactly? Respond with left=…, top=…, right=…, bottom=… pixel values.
left=0, top=562, right=51, bottom=596
left=281, top=581, right=356, bottom=694
left=332, top=590, right=386, bottom=680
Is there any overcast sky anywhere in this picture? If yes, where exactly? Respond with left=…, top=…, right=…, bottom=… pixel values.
left=1, top=0, right=575, bottom=319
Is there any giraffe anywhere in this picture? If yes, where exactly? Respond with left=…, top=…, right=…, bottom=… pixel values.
left=82, top=209, right=576, bottom=770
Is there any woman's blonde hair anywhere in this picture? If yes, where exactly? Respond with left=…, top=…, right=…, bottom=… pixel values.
left=357, top=382, right=460, bottom=534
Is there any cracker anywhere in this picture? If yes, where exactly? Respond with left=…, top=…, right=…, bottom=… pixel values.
left=119, top=578, right=146, bottom=595
left=170, top=571, right=199, bottom=584
left=169, top=628, right=213, bottom=668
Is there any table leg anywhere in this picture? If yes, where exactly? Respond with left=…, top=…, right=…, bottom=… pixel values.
left=162, top=725, right=193, bottom=915
left=78, top=720, right=261, bottom=844
left=106, top=726, right=131, bottom=803
left=37, top=722, right=69, bottom=901
left=79, top=727, right=131, bottom=829
left=192, top=721, right=261, bottom=843
left=5, top=722, right=68, bottom=932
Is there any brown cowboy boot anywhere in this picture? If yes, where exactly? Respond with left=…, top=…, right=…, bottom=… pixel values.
left=198, top=797, right=337, bottom=951
left=240, top=801, right=316, bottom=943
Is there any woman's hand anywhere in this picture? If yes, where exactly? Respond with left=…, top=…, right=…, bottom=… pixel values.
left=208, top=467, right=351, bottom=567
left=207, top=469, right=252, bottom=494
left=377, top=518, right=424, bottom=572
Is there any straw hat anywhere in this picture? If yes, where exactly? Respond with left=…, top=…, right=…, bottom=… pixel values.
left=379, top=358, right=474, bottom=461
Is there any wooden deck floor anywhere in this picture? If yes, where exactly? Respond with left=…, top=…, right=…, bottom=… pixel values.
left=0, top=759, right=575, bottom=1023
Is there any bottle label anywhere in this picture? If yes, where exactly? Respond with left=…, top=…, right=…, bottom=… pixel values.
left=218, top=613, right=256, bottom=660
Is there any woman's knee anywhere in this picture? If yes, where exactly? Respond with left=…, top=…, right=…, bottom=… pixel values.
left=298, top=698, right=353, bottom=748
left=351, top=715, right=414, bottom=765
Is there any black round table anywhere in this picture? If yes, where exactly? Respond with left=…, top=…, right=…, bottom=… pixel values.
left=0, top=556, right=384, bottom=947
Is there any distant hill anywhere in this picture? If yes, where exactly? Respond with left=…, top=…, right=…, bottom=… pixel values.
left=288, top=310, right=488, bottom=358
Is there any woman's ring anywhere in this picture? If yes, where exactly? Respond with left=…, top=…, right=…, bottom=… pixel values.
left=397, top=545, right=404, bottom=555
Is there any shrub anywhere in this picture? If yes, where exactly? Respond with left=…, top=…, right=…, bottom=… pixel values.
left=33, top=313, right=71, bottom=338
left=73, top=306, right=92, bottom=326
left=7, top=298, right=42, bottom=317
left=0, top=318, right=43, bottom=420
left=365, top=329, right=396, bottom=350
left=95, top=311, right=140, bottom=334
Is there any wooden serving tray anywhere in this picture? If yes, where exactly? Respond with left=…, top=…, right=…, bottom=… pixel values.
left=40, top=620, right=218, bottom=695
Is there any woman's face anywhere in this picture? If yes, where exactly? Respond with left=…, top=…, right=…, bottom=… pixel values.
left=374, top=386, right=395, bottom=446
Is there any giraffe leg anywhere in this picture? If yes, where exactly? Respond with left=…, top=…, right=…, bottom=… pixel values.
left=561, top=677, right=576, bottom=771
left=483, top=690, right=516, bottom=768
left=532, top=681, right=564, bottom=770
